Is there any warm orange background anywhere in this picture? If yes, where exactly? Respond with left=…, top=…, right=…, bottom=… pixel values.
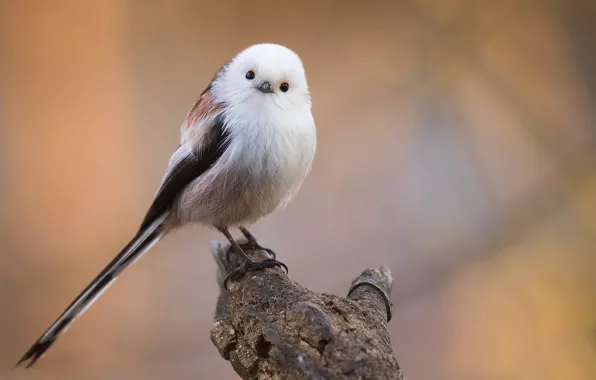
left=1, top=1, right=595, bottom=379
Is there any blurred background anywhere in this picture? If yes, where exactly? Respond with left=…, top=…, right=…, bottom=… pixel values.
left=1, top=0, right=595, bottom=379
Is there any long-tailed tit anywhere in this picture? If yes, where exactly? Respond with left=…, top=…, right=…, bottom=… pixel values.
left=16, top=43, right=316, bottom=367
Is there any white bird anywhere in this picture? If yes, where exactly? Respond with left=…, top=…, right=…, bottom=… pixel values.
left=16, top=43, right=317, bottom=367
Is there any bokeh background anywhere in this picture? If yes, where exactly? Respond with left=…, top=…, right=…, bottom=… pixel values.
left=1, top=0, right=595, bottom=379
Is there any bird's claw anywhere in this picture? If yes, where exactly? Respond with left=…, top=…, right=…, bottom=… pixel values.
left=242, top=239, right=277, bottom=259
left=226, top=240, right=277, bottom=262
left=250, top=245, right=276, bottom=259
left=223, top=258, right=288, bottom=291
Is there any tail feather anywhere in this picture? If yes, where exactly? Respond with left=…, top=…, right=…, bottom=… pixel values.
left=15, top=214, right=167, bottom=368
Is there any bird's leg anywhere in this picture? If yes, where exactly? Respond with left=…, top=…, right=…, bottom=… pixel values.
left=238, top=226, right=276, bottom=259
left=217, top=227, right=287, bottom=290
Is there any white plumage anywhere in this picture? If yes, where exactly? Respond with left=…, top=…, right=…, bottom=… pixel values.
left=176, top=43, right=316, bottom=227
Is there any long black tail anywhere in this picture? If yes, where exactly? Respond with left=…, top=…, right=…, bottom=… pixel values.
left=15, top=215, right=167, bottom=368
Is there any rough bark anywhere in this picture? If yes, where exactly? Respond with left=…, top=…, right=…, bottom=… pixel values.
left=210, top=240, right=404, bottom=380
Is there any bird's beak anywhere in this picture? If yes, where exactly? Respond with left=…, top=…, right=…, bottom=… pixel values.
left=257, top=81, right=273, bottom=93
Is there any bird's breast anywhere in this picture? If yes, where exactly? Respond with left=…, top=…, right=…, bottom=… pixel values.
left=175, top=118, right=315, bottom=227
left=232, top=122, right=313, bottom=197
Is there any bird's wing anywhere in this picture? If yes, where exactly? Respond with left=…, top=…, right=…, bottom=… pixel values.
left=141, top=151, right=207, bottom=227
left=16, top=110, right=230, bottom=368
left=139, top=83, right=229, bottom=229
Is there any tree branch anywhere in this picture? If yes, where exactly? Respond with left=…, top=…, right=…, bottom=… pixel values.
left=210, top=240, right=404, bottom=380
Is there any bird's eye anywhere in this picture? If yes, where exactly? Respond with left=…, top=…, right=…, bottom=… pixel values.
left=245, top=70, right=255, bottom=80
left=280, top=82, right=290, bottom=92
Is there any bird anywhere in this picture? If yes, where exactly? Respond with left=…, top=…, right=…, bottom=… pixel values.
left=15, top=42, right=317, bottom=368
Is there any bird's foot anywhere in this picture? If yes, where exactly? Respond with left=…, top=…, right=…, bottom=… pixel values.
left=223, top=258, right=288, bottom=291
left=226, top=240, right=277, bottom=263
left=226, top=239, right=277, bottom=261
left=241, top=239, right=277, bottom=259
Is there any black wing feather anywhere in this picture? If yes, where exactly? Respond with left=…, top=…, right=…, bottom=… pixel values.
left=140, top=115, right=230, bottom=229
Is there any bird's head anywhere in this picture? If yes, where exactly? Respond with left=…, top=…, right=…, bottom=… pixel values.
left=212, top=43, right=311, bottom=118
